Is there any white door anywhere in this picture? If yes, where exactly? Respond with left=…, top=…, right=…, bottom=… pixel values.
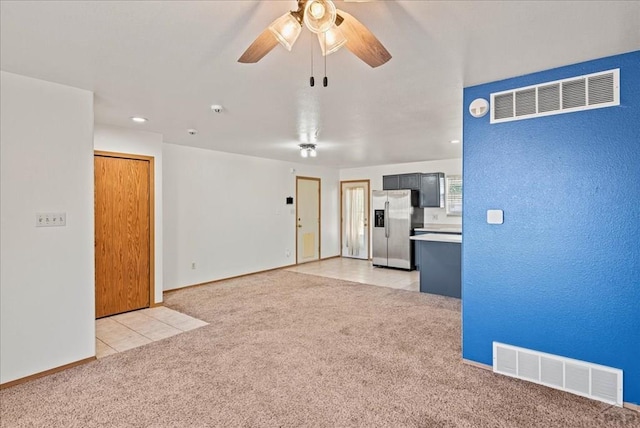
left=341, top=180, right=370, bottom=259
left=297, top=177, right=320, bottom=264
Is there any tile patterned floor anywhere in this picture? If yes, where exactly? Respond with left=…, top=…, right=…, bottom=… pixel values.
left=95, top=306, right=208, bottom=358
left=97, top=258, right=415, bottom=358
left=285, top=257, right=420, bottom=292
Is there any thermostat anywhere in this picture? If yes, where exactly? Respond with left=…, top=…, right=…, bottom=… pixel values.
left=487, top=209, right=504, bottom=224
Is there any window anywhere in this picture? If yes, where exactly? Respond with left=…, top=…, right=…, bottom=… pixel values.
left=446, top=175, right=462, bottom=216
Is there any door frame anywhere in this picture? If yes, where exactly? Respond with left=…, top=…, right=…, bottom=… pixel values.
left=340, top=179, right=371, bottom=260
left=94, top=150, right=156, bottom=315
left=295, top=176, right=321, bottom=264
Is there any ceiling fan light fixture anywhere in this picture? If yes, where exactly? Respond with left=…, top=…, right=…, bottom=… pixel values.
left=318, top=24, right=347, bottom=56
left=299, top=143, right=317, bottom=158
left=303, top=0, right=337, bottom=34
left=269, top=12, right=302, bottom=51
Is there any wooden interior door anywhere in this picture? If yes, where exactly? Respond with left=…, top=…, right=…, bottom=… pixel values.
left=296, top=176, right=321, bottom=264
left=95, top=152, right=152, bottom=318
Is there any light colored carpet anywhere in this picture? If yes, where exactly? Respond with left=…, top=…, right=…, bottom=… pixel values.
left=1, top=271, right=637, bottom=427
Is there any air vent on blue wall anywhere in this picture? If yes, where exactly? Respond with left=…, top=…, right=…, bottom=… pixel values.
left=493, top=342, right=623, bottom=406
left=490, top=69, right=619, bottom=123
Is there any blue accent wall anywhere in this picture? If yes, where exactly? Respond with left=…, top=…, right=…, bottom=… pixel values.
left=462, top=51, right=640, bottom=405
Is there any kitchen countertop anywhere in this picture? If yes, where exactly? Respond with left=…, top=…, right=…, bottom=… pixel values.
left=410, top=233, right=462, bottom=244
left=414, top=223, right=462, bottom=234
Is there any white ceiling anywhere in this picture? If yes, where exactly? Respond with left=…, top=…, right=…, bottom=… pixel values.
left=1, top=1, right=639, bottom=168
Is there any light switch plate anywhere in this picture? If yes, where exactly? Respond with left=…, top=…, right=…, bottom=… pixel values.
left=36, top=212, right=66, bottom=227
left=487, top=209, right=504, bottom=224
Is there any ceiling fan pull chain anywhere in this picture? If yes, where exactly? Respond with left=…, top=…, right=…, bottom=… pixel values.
left=310, top=32, right=315, bottom=87
left=323, top=33, right=328, bottom=87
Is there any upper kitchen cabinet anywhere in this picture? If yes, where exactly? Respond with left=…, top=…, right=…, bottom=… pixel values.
left=420, top=173, right=445, bottom=208
left=383, top=173, right=421, bottom=190
left=382, top=174, right=400, bottom=190
left=400, top=173, right=421, bottom=190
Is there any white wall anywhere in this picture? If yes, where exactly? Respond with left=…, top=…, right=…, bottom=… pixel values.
left=340, top=158, right=463, bottom=225
left=0, top=71, right=95, bottom=384
left=93, top=124, right=164, bottom=303
left=163, top=143, right=340, bottom=290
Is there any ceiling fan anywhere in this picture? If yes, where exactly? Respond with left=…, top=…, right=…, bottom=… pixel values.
left=238, top=0, right=391, bottom=68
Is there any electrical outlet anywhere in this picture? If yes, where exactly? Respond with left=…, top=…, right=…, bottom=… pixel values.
left=285, top=250, right=291, bottom=258
left=191, top=262, right=196, bottom=270
left=431, top=214, right=439, bottom=221
left=36, top=212, right=66, bottom=227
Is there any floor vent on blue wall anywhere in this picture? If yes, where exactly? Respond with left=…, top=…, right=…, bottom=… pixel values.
left=490, top=69, right=619, bottom=123
left=493, top=342, right=623, bottom=406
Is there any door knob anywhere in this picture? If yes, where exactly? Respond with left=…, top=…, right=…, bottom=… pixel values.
left=298, top=224, right=303, bottom=228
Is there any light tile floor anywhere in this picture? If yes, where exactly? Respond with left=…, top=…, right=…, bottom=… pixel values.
left=285, top=257, right=420, bottom=292
left=96, top=306, right=208, bottom=358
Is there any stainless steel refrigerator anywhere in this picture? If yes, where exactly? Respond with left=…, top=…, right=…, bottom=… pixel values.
left=372, top=189, right=423, bottom=270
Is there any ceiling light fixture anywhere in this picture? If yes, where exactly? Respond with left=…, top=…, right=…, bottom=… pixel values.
left=299, top=143, right=317, bottom=158
left=303, top=0, right=337, bottom=34
left=319, top=24, right=347, bottom=56
left=130, top=117, right=148, bottom=123
left=269, top=1, right=340, bottom=55
left=450, top=139, right=461, bottom=144
left=268, top=13, right=302, bottom=51
left=244, top=0, right=391, bottom=63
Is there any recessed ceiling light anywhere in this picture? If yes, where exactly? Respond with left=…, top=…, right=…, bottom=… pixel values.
left=450, top=139, right=461, bottom=144
left=130, top=117, right=148, bottom=123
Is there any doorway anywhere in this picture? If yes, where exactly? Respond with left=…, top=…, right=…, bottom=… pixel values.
left=340, top=180, right=370, bottom=260
left=94, top=151, right=154, bottom=319
left=296, top=176, right=321, bottom=264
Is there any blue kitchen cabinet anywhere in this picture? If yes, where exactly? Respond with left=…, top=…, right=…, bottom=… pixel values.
left=416, top=239, right=461, bottom=298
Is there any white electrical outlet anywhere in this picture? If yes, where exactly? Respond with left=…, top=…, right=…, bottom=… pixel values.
left=285, top=250, right=291, bottom=258
left=431, top=214, right=439, bottom=221
left=36, top=212, right=66, bottom=227
left=191, top=262, right=196, bottom=270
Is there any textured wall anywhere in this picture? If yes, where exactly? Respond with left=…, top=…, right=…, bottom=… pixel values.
left=462, top=51, right=640, bottom=404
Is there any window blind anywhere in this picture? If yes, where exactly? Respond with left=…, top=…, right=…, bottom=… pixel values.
left=446, top=175, right=462, bottom=216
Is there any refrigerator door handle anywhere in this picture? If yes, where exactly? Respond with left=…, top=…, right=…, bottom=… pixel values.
left=384, top=201, right=390, bottom=238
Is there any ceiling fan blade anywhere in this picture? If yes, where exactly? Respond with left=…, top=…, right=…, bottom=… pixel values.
left=238, top=28, right=279, bottom=63
left=336, top=10, right=391, bottom=68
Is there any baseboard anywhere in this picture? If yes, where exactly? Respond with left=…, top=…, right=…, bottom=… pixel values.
left=164, top=264, right=298, bottom=294
left=462, top=359, right=639, bottom=412
left=165, top=256, right=350, bottom=295
left=462, top=358, right=492, bottom=371
left=0, top=356, right=96, bottom=390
